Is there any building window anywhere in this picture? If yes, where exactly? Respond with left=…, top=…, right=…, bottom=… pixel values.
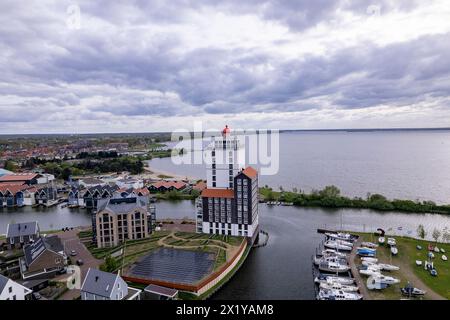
left=212, top=182, right=216, bottom=187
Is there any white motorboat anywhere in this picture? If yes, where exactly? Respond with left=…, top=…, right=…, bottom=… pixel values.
left=361, top=242, right=378, bottom=249
left=387, top=238, right=396, bottom=246
left=372, top=274, right=400, bottom=285
left=378, top=263, right=400, bottom=271
left=378, top=237, right=385, bottom=244
left=440, top=248, right=446, bottom=253
left=361, top=257, right=378, bottom=263
left=442, top=255, right=448, bottom=261
left=318, top=261, right=350, bottom=273
left=314, top=274, right=355, bottom=285
left=415, top=260, right=422, bottom=266
left=317, top=288, right=362, bottom=300
left=319, top=281, right=359, bottom=292
left=434, top=246, right=440, bottom=253
left=325, top=232, right=355, bottom=242
left=321, top=249, right=347, bottom=258
left=313, top=255, right=347, bottom=266
left=390, top=246, right=398, bottom=255
left=359, top=267, right=381, bottom=277
left=324, top=240, right=352, bottom=251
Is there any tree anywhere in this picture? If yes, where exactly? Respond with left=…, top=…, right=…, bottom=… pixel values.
left=100, top=255, right=120, bottom=272
left=416, top=224, right=426, bottom=240
left=319, top=185, right=341, bottom=198
left=432, top=228, right=441, bottom=243
left=4, top=160, right=17, bottom=172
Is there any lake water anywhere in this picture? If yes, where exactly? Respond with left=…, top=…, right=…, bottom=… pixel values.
left=151, top=130, right=450, bottom=204
left=1, top=200, right=449, bottom=299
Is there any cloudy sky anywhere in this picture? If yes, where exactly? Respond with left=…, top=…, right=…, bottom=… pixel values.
left=1, top=0, right=450, bottom=133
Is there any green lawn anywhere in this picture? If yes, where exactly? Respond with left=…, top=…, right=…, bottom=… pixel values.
left=356, top=233, right=449, bottom=299
left=398, top=237, right=449, bottom=299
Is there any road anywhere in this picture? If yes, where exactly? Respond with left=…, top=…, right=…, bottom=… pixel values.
left=56, top=228, right=102, bottom=300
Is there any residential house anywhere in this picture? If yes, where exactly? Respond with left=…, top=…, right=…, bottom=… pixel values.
left=80, top=268, right=141, bottom=300
left=5, top=222, right=40, bottom=249
left=20, top=236, right=66, bottom=280
left=0, top=184, right=26, bottom=207
left=68, top=187, right=83, bottom=207
left=34, top=186, right=58, bottom=205
left=148, top=181, right=187, bottom=193
left=81, top=185, right=118, bottom=210
left=0, top=274, right=32, bottom=300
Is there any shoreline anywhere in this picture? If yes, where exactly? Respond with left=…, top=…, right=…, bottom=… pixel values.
left=142, top=162, right=199, bottom=181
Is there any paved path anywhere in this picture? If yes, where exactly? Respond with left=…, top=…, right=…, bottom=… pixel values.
left=349, top=237, right=371, bottom=300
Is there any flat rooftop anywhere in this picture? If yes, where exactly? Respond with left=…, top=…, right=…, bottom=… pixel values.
left=126, top=248, right=215, bottom=285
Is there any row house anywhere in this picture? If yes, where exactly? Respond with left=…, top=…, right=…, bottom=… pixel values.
left=148, top=181, right=187, bottom=193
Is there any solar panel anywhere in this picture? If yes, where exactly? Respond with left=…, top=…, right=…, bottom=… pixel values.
left=128, top=248, right=215, bottom=285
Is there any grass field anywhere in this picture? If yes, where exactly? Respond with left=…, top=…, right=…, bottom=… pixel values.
left=357, top=233, right=449, bottom=300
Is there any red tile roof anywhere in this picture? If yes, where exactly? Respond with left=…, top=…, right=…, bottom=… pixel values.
left=201, top=188, right=234, bottom=199
left=193, top=180, right=207, bottom=191
left=0, top=173, right=39, bottom=182
left=151, top=181, right=187, bottom=190
left=242, top=166, right=258, bottom=179
left=0, top=184, right=29, bottom=195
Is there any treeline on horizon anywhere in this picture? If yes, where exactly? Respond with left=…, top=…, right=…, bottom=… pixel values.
left=21, top=155, right=144, bottom=179
left=260, top=185, right=450, bottom=215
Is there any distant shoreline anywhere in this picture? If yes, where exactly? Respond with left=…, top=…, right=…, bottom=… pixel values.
left=2, top=127, right=450, bottom=136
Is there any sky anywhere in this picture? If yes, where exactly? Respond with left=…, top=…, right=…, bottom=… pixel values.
left=1, top=0, right=450, bottom=133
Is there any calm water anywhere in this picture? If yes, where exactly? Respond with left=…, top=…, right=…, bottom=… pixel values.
left=2, top=200, right=449, bottom=299
left=151, top=131, right=450, bottom=204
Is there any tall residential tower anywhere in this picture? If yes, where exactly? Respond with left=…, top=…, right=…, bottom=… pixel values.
left=196, top=126, right=259, bottom=244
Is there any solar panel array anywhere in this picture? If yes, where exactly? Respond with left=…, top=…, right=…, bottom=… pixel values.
left=128, top=248, right=216, bottom=285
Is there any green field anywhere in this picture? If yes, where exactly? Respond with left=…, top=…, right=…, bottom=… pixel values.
left=357, top=233, right=449, bottom=299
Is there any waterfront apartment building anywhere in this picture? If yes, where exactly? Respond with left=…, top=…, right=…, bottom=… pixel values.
left=95, top=196, right=156, bottom=248
left=196, top=126, right=259, bottom=243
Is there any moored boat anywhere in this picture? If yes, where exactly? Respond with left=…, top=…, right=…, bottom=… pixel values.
left=361, top=257, right=378, bottom=263
left=378, top=237, right=385, bottom=244
left=324, top=240, right=352, bottom=251
left=442, top=255, right=447, bottom=261
left=314, top=274, right=355, bottom=285
left=361, top=242, right=378, bottom=248
left=317, top=288, right=362, bottom=300
left=318, top=261, right=350, bottom=273
left=319, top=281, right=359, bottom=292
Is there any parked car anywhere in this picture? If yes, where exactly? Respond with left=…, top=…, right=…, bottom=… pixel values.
left=76, top=259, right=84, bottom=266
left=32, top=292, right=42, bottom=300
left=70, top=250, right=77, bottom=256
left=57, top=267, right=68, bottom=274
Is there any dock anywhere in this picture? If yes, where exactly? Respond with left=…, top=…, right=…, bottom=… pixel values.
left=348, top=237, right=371, bottom=300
